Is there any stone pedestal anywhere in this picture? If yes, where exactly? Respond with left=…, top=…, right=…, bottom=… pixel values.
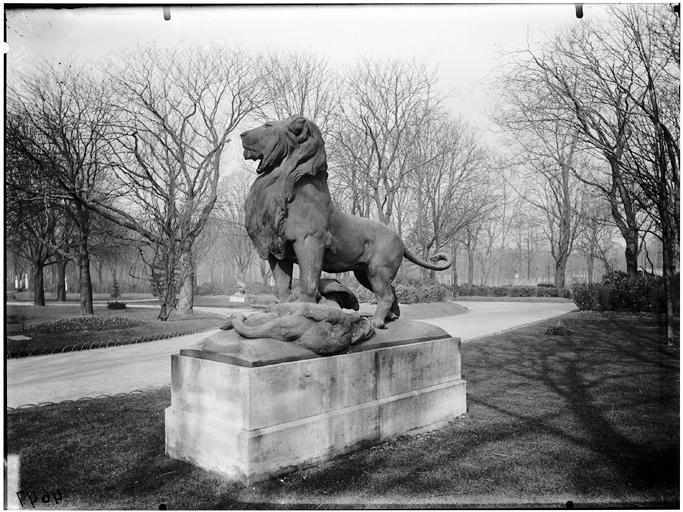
left=165, top=320, right=466, bottom=484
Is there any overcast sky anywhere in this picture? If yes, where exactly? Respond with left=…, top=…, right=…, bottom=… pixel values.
left=5, top=4, right=611, bottom=154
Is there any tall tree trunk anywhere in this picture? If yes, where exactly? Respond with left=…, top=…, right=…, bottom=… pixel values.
left=96, top=260, right=104, bottom=294
left=111, top=264, right=120, bottom=299
left=608, top=158, right=640, bottom=276
left=586, top=254, right=594, bottom=284
left=661, top=212, right=677, bottom=347
left=451, top=244, right=459, bottom=295
left=177, top=248, right=195, bottom=316
left=79, top=234, right=94, bottom=316
left=624, top=231, right=639, bottom=276
left=157, top=258, right=177, bottom=321
left=526, top=234, right=533, bottom=281
left=467, top=245, right=475, bottom=291
left=158, top=301, right=172, bottom=322
left=56, top=259, right=68, bottom=301
left=32, top=263, right=45, bottom=306
left=663, top=243, right=676, bottom=347
left=554, top=258, right=567, bottom=294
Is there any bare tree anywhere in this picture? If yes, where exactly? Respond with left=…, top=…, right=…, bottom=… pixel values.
left=327, top=125, right=375, bottom=218
left=214, top=171, right=257, bottom=289
left=506, top=122, right=587, bottom=293
left=89, top=217, right=137, bottom=296
left=479, top=170, right=518, bottom=286
left=608, top=5, right=680, bottom=344
left=89, top=46, right=262, bottom=319
left=463, top=222, right=483, bottom=291
left=255, top=50, right=339, bottom=135
left=5, top=161, right=63, bottom=305
left=407, top=116, right=495, bottom=279
left=330, top=58, right=443, bottom=225
left=499, top=23, right=647, bottom=276
left=577, top=194, right=618, bottom=282
left=7, top=63, right=112, bottom=314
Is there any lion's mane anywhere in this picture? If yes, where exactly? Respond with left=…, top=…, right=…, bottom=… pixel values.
left=245, top=116, right=329, bottom=260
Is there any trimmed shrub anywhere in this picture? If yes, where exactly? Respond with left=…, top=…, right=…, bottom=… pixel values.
left=571, top=271, right=675, bottom=313
left=349, top=280, right=448, bottom=304
left=537, top=287, right=557, bottom=298
left=27, top=316, right=144, bottom=334
left=455, top=284, right=571, bottom=299
left=244, top=281, right=276, bottom=295
left=195, top=282, right=226, bottom=296
left=394, top=284, right=420, bottom=304
left=572, top=283, right=601, bottom=310
left=107, top=301, right=127, bottom=310
left=415, top=283, right=448, bottom=302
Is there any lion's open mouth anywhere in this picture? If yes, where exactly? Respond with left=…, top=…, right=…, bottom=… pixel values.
left=242, top=146, right=262, bottom=162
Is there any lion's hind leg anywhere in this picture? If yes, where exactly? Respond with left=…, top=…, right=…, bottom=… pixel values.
left=387, top=285, right=400, bottom=321
left=355, top=268, right=400, bottom=322
left=366, top=267, right=398, bottom=329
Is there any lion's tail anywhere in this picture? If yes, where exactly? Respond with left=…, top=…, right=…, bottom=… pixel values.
left=403, top=248, right=452, bottom=271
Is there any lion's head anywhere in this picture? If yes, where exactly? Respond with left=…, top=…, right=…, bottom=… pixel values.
left=240, top=115, right=327, bottom=179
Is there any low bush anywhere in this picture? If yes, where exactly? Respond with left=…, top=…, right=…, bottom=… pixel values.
left=27, top=316, right=145, bottom=334
left=195, top=282, right=226, bottom=296
left=244, top=281, right=275, bottom=295
left=106, top=301, right=127, bottom=310
left=456, top=285, right=571, bottom=299
left=416, top=283, right=448, bottom=302
left=394, top=284, right=419, bottom=304
left=348, top=280, right=449, bottom=304
left=572, top=283, right=601, bottom=311
left=571, top=271, right=678, bottom=313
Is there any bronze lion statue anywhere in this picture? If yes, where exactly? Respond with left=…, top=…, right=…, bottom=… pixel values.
left=240, top=115, right=451, bottom=329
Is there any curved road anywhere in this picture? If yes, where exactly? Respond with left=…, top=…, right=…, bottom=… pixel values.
left=6, top=301, right=576, bottom=408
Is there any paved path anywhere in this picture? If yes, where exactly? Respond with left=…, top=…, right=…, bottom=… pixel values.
left=6, top=301, right=575, bottom=408
left=420, top=301, right=577, bottom=340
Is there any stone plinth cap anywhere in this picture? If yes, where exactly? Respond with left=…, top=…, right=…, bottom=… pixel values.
left=182, top=318, right=452, bottom=367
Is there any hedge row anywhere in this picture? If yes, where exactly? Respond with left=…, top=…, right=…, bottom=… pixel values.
left=350, top=281, right=449, bottom=304
left=454, top=285, right=572, bottom=299
left=572, top=271, right=678, bottom=313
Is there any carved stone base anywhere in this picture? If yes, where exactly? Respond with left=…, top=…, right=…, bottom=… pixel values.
left=164, top=320, right=466, bottom=484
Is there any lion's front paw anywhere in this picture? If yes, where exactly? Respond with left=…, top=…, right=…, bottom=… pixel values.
left=370, top=317, right=387, bottom=329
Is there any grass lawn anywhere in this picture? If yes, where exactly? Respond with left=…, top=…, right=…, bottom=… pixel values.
left=6, top=304, right=225, bottom=357
left=7, top=310, right=678, bottom=509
